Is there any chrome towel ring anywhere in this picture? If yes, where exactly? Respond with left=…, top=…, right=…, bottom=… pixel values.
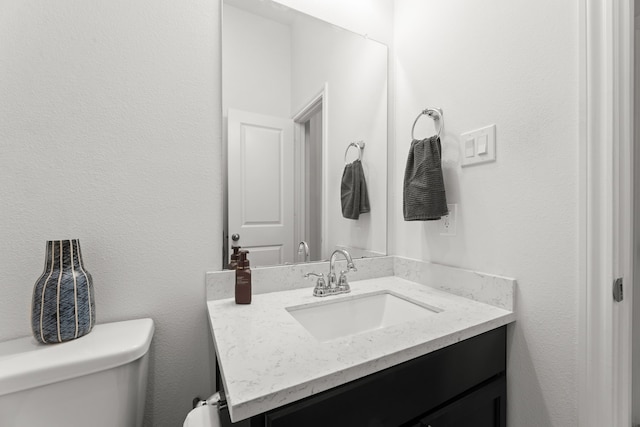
left=411, top=108, right=443, bottom=140
left=344, top=141, right=365, bottom=165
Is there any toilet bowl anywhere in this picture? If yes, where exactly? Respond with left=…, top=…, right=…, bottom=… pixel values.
left=0, top=318, right=154, bottom=427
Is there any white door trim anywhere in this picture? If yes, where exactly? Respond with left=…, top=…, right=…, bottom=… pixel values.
left=633, top=14, right=640, bottom=424
left=292, top=83, right=330, bottom=260
left=579, top=1, right=634, bottom=426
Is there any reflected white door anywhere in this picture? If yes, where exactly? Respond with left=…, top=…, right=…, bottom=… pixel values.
left=228, top=109, right=294, bottom=267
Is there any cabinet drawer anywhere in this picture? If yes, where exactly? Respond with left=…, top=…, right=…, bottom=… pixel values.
left=259, top=327, right=506, bottom=427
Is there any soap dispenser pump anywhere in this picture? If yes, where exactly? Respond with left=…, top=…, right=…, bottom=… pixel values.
left=228, top=245, right=241, bottom=270
left=235, top=250, right=251, bottom=304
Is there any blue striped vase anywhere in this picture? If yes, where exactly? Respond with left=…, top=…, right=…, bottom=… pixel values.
left=31, top=239, right=95, bottom=344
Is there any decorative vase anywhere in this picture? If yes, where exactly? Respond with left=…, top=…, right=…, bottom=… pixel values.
left=31, top=239, right=95, bottom=344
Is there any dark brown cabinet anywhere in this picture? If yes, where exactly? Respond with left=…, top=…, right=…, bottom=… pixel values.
left=414, top=375, right=506, bottom=427
left=219, top=326, right=507, bottom=427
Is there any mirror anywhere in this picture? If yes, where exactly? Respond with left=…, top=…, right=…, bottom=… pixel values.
left=223, top=0, right=388, bottom=268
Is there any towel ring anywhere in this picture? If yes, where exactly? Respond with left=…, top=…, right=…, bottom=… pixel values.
left=411, top=108, right=443, bottom=140
left=344, top=141, right=365, bottom=165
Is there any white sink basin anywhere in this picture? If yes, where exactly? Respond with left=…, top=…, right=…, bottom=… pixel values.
left=286, top=290, right=441, bottom=342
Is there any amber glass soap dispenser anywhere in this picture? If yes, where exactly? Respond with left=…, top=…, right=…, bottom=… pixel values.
left=235, top=250, right=251, bottom=304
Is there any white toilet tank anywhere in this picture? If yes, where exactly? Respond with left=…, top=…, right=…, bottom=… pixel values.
left=0, top=318, right=154, bottom=427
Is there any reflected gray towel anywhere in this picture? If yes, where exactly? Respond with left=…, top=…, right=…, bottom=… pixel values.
left=403, top=136, right=448, bottom=221
left=341, top=159, right=370, bottom=220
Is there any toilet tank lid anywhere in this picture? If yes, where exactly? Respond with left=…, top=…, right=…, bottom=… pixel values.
left=0, top=318, right=154, bottom=397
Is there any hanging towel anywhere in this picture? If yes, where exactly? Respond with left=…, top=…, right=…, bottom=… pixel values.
left=341, top=159, right=370, bottom=220
left=403, top=136, right=448, bottom=221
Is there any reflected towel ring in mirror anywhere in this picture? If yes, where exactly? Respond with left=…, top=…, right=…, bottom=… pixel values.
left=411, top=108, right=443, bottom=140
left=344, top=141, right=365, bottom=165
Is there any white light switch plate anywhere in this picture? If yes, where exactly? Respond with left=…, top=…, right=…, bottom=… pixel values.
left=460, top=125, right=496, bottom=167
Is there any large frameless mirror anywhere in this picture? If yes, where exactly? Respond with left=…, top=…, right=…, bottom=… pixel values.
left=222, top=0, right=388, bottom=267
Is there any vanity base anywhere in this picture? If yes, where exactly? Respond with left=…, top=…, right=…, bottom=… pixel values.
left=218, top=326, right=507, bottom=426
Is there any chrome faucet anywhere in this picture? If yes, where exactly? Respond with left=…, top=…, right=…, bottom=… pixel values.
left=297, top=241, right=310, bottom=262
left=304, top=249, right=357, bottom=297
left=328, top=249, right=357, bottom=289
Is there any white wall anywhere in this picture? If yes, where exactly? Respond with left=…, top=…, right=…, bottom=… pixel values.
left=290, top=18, right=388, bottom=257
left=393, top=1, right=579, bottom=425
left=223, top=5, right=291, bottom=118
left=274, top=0, right=394, bottom=45
left=0, top=1, right=221, bottom=426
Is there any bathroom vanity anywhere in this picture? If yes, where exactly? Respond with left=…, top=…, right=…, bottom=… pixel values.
left=206, top=259, right=515, bottom=427
left=217, top=325, right=506, bottom=426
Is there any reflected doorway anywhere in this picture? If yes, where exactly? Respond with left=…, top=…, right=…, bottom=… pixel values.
left=293, top=91, right=326, bottom=262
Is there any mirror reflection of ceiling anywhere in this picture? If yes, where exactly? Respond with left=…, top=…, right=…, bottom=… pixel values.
left=222, top=0, right=388, bottom=264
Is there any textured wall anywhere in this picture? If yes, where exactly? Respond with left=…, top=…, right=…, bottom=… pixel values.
left=393, top=1, right=579, bottom=425
left=0, top=1, right=221, bottom=426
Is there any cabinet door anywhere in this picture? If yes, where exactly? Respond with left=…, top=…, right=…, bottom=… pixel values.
left=417, top=375, right=506, bottom=427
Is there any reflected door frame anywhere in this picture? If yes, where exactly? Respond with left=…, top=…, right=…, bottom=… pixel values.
left=292, top=84, right=330, bottom=261
left=634, top=13, right=640, bottom=424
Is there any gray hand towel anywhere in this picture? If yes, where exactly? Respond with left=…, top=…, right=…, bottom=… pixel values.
left=341, top=159, right=370, bottom=220
left=403, top=136, right=448, bottom=221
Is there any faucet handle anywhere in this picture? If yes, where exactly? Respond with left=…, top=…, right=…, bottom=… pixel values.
left=304, top=272, right=324, bottom=280
left=305, top=272, right=329, bottom=297
left=337, top=271, right=352, bottom=293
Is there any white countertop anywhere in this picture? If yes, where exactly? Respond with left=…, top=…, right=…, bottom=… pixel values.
left=208, top=275, right=516, bottom=422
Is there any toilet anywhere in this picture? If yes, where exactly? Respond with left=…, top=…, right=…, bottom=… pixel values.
left=0, top=318, right=154, bottom=427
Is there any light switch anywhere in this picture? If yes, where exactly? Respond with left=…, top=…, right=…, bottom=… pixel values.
left=460, top=124, right=496, bottom=167
left=465, top=138, right=475, bottom=158
left=477, top=135, right=488, bottom=155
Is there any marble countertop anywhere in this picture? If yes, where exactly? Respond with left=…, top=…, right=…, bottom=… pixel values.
left=208, top=275, right=516, bottom=422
